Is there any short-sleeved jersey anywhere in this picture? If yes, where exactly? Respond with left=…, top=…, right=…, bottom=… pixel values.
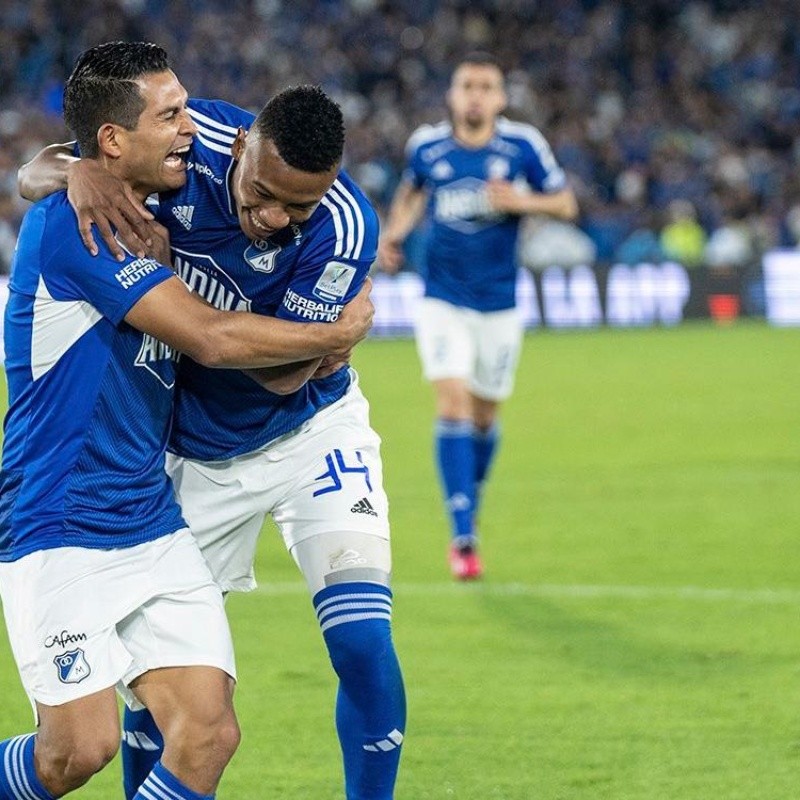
left=0, top=193, right=185, bottom=562
left=157, top=99, right=378, bottom=462
left=404, top=118, right=567, bottom=312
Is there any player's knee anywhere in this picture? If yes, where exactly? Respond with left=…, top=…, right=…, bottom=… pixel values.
left=165, top=705, right=240, bottom=773
left=325, top=616, right=396, bottom=684
left=39, top=731, right=119, bottom=793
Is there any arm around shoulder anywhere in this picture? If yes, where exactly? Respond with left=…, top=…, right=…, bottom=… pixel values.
left=18, top=142, right=77, bottom=202
left=125, top=275, right=373, bottom=369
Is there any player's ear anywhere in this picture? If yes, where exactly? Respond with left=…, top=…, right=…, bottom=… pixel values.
left=96, top=123, right=123, bottom=159
left=231, top=127, right=247, bottom=161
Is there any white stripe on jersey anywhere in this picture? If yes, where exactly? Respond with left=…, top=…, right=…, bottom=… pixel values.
left=195, top=131, right=234, bottom=156
left=32, top=277, right=103, bottom=381
left=187, top=106, right=240, bottom=137
left=496, top=117, right=560, bottom=175
left=320, top=179, right=366, bottom=260
left=330, top=180, right=366, bottom=260
left=191, top=122, right=235, bottom=146
left=405, top=121, right=452, bottom=156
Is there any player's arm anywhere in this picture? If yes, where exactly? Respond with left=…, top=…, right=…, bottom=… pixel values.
left=125, top=275, right=373, bottom=368
left=243, top=358, right=322, bottom=395
left=377, top=178, right=427, bottom=274
left=18, top=142, right=155, bottom=260
left=486, top=182, right=578, bottom=221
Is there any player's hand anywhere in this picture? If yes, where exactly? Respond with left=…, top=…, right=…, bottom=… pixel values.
left=486, top=179, right=527, bottom=214
left=145, top=221, right=173, bottom=267
left=332, top=279, right=374, bottom=351
left=377, top=237, right=404, bottom=274
left=66, top=160, right=155, bottom=261
left=311, top=349, right=353, bottom=380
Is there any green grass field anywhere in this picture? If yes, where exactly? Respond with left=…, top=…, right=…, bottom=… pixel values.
left=1, top=321, right=799, bottom=798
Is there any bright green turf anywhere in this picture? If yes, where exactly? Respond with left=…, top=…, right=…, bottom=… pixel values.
left=0, top=321, right=798, bottom=798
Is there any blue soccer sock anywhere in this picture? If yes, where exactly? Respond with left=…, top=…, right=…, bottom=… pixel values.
left=132, top=761, right=213, bottom=800
left=315, top=582, right=406, bottom=800
left=0, top=734, right=55, bottom=799
left=473, top=422, right=500, bottom=518
left=435, top=418, right=476, bottom=541
left=122, top=707, right=164, bottom=799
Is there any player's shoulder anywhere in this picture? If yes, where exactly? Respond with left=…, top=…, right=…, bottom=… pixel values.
left=188, top=98, right=255, bottom=130
left=307, top=169, right=378, bottom=263
left=405, top=121, right=453, bottom=156
left=495, top=117, right=554, bottom=154
left=186, top=98, right=254, bottom=159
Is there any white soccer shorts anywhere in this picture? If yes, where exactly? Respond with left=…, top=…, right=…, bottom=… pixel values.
left=414, top=296, right=524, bottom=401
left=0, top=529, right=235, bottom=716
left=166, top=377, right=392, bottom=596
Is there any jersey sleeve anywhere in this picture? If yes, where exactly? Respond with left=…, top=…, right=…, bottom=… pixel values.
left=275, top=193, right=379, bottom=323
left=187, top=98, right=256, bottom=137
left=402, top=128, right=429, bottom=189
left=44, top=226, right=174, bottom=325
left=519, top=126, right=568, bottom=194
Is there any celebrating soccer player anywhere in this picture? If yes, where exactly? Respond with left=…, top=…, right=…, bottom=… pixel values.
left=20, top=49, right=405, bottom=800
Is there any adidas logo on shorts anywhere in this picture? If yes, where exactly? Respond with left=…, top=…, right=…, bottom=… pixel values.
left=351, top=497, right=378, bottom=516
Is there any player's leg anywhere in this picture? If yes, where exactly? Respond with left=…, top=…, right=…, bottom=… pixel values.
left=118, top=529, right=239, bottom=799
left=0, top=689, right=120, bottom=799
left=273, top=384, right=405, bottom=799
left=120, top=456, right=264, bottom=798
left=468, top=306, right=524, bottom=548
left=128, top=667, right=238, bottom=799
left=471, top=395, right=501, bottom=517
left=0, top=547, right=160, bottom=798
left=414, top=298, right=479, bottom=560
left=291, top=532, right=405, bottom=800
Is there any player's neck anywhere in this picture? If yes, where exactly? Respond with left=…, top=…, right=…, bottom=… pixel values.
left=453, top=122, right=495, bottom=149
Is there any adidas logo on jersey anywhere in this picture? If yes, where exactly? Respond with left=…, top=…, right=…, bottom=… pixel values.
left=351, top=497, right=378, bottom=516
left=172, top=204, right=195, bottom=230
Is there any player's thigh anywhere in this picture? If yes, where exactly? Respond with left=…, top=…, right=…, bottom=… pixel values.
left=291, top=531, right=392, bottom=596
left=471, top=307, right=524, bottom=401
left=414, top=297, right=476, bottom=382
left=167, top=452, right=268, bottom=592
left=271, top=384, right=390, bottom=554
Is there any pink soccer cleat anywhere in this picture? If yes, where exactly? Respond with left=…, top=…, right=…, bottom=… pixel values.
left=449, top=543, right=483, bottom=580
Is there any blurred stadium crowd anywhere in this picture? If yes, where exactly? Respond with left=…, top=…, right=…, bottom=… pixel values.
left=0, top=0, right=799, bottom=277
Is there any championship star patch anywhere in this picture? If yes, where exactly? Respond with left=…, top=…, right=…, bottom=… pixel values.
left=54, top=648, right=91, bottom=684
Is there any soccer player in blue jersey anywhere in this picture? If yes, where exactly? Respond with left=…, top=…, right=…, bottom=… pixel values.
left=378, top=52, right=578, bottom=580
left=21, top=67, right=406, bottom=800
left=0, top=42, right=374, bottom=800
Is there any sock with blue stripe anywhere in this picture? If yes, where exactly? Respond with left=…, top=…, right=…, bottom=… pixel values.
left=435, top=418, right=476, bottom=541
left=122, top=706, right=164, bottom=799
left=473, top=422, right=499, bottom=517
left=0, top=734, right=55, bottom=800
left=132, top=761, right=213, bottom=800
left=315, top=582, right=406, bottom=800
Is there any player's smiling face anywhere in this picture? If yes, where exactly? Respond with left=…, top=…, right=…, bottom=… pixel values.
left=114, top=70, right=196, bottom=197
left=448, top=63, right=506, bottom=131
left=230, top=130, right=338, bottom=241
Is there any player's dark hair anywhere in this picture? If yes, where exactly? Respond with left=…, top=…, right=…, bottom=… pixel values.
left=253, top=85, right=344, bottom=173
left=455, top=52, right=503, bottom=73
left=63, top=41, right=171, bottom=158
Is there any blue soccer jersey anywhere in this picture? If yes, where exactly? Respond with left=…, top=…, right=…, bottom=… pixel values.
left=405, top=118, right=567, bottom=312
left=158, top=98, right=378, bottom=461
left=0, top=193, right=185, bottom=562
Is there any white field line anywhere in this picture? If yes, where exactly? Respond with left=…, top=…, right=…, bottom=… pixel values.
left=251, top=582, right=800, bottom=604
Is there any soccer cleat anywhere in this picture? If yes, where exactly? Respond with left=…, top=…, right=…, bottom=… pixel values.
left=448, top=543, right=483, bottom=580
